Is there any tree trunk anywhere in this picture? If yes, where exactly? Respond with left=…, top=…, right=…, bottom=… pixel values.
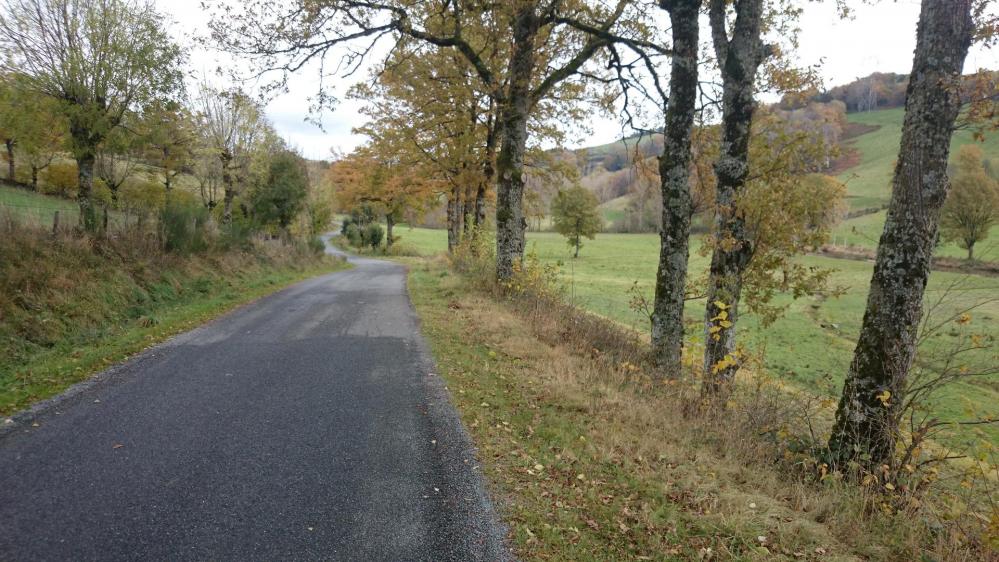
left=76, top=152, right=98, bottom=232
left=494, top=5, right=539, bottom=280
left=702, top=0, right=769, bottom=395
left=31, top=165, right=39, bottom=191
left=4, top=139, right=14, bottom=182
left=446, top=184, right=461, bottom=253
left=650, top=0, right=701, bottom=378
left=828, top=0, right=973, bottom=469
left=967, top=244, right=974, bottom=261
left=386, top=212, right=395, bottom=248
left=475, top=111, right=498, bottom=231
left=221, top=154, right=235, bottom=225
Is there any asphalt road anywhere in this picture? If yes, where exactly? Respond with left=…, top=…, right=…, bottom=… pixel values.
left=0, top=242, right=508, bottom=561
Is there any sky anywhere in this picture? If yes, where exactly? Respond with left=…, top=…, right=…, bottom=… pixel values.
left=157, top=0, right=999, bottom=161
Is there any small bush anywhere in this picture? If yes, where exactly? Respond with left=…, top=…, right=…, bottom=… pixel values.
left=120, top=178, right=166, bottom=218
left=344, top=223, right=362, bottom=247
left=160, top=197, right=210, bottom=254
left=307, top=236, right=326, bottom=255
left=39, top=162, right=78, bottom=198
left=365, top=223, right=384, bottom=249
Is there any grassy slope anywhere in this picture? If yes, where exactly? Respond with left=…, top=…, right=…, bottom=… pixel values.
left=409, top=262, right=986, bottom=560
left=0, top=218, right=347, bottom=415
left=393, top=226, right=999, bottom=442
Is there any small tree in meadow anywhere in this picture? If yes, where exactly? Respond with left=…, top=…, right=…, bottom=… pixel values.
left=941, top=144, right=999, bottom=261
left=551, top=185, right=602, bottom=258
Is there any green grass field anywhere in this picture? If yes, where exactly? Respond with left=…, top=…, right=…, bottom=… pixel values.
left=394, top=225, right=999, bottom=442
left=0, top=185, right=79, bottom=225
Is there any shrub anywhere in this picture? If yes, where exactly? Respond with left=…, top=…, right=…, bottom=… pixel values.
left=307, top=236, right=326, bottom=255
left=344, top=223, right=362, bottom=247
left=120, top=178, right=166, bottom=218
left=39, top=162, right=78, bottom=198
left=160, top=197, right=210, bottom=254
left=365, top=223, right=383, bottom=249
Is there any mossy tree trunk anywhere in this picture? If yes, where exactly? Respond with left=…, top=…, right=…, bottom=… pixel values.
left=829, top=0, right=974, bottom=469
left=702, top=0, right=770, bottom=395
left=650, top=0, right=701, bottom=378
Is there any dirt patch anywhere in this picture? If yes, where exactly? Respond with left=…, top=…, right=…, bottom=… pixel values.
left=842, top=122, right=881, bottom=141
left=816, top=245, right=999, bottom=277
left=828, top=147, right=863, bottom=175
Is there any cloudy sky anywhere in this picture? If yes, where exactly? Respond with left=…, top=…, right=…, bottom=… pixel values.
left=157, top=0, right=998, bottom=160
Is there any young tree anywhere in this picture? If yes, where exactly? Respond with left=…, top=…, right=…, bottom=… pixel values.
left=250, top=150, right=309, bottom=234
left=828, top=0, right=975, bottom=470
left=142, top=100, right=197, bottom=192
left=196, top=85, right=263, bottom=224
left=552, top=185, right=602, bottom=257
left=0, top=0, right=185, bottom=231
left=941, top=144, right=999, bottom=260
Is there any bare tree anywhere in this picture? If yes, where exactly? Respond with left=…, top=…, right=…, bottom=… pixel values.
left=0, top=0, right=184, bottom=231
left=196, top=84, right=262, bottom=224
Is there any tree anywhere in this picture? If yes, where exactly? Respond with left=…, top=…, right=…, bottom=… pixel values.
left=250, top=150, right=309, bottom=233
left=207, top=0, right=660, bottom=280
left=551, top=185, right=601, bottom=258
left=0, top=74, right=67, bottom=189
left=196, top=85, right=263, bottom=224
left=700, top=0, right=774, bottom=395
left=649, top=0, right=701, bottom=377
left=828, top=0, right=975, bottom=470
left=142, top=100, right=196, bottom=192
left=0, top=0, right=185, bottom=231
left=941, top=144, right=999, bottom=260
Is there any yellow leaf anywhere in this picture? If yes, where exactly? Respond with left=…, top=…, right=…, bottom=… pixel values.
left=714, top=300, right=730, bottom=311
left=876, top=390, right=891, bottom=407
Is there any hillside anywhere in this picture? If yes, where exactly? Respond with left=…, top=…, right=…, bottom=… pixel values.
left=831, top=107, right=999, bottom=260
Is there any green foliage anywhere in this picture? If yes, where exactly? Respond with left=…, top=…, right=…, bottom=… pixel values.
left=160, top=196, right=210, bottom=254
left=120, top=178, right=166, bottom=217
left=250, top=150, right=308, bottom=230
left=365, top=223, right=384, bottom=249
left=343, top=223, right=362, bottom=247
left=551, top=185, right=602, bottom=257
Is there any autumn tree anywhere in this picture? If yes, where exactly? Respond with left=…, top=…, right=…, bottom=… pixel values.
left=0, top=0, right=185, bottom=231
left=941, top=144, right=999, bottom=261
left=0, top=74, right=67, bottom=188
left=700, top=0, right=774, bottom=394
left=828, top=0, right=976, bottom=470
left=207, top=0, right=660, bottom=280
left=552, top=185, right=602, bottom=258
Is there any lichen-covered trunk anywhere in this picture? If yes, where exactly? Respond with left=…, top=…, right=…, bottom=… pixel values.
left=828, top=0, right=973, bottom=469
left=650, top=0, right=700, bottom=378
left=221, top=154, right=235, bottom=225
left=494, top=6, right=539, bottom=280
left=76, top=152, right=98, bottom=232
left=4, top=139, right=14, bottom=182
left=446, top=184, right=462, bottom=253
left=702, top=0, right=768, bottom=395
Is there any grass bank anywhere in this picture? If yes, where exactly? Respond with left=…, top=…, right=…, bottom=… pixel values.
left=0, top=216, right=347, bottom=415
left=408, top=258, right=995, bottom=560
left=390, top=226, right=999, bottom=443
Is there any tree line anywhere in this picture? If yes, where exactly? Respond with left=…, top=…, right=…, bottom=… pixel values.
left=0, top=0, right=328, bottom=243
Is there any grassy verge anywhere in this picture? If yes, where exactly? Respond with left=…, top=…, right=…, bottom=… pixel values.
left=408, top=258, right=994, bottom=561
left=1, top=218, right=349, bottom=415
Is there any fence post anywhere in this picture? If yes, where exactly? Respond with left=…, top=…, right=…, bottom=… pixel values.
left=52, top=210, right=59, bottom=236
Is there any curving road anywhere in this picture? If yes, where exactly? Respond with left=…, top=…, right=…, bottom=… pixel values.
left=0, top=242, right=508, bottom=561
